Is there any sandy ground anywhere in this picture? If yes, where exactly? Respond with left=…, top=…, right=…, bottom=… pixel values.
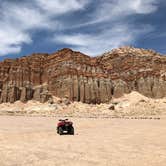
left=0, top=116, right=165, bottom=166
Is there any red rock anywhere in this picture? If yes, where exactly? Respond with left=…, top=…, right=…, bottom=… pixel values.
left=0, top=47, right=165, bottom=103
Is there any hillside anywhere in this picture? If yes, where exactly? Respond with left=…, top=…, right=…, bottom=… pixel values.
left=0, top=46, right=166, bottom=104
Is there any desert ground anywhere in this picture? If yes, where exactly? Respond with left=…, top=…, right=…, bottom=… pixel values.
left=0, top=116, right=166, bottom=166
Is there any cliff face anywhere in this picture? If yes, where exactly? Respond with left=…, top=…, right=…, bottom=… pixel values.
left=0, top=47, right=166, bottom=104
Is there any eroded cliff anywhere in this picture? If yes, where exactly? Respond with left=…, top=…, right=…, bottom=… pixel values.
left=0, top=47, right=165, bottom=103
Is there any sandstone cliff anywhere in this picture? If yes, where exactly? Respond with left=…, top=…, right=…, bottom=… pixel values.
left=0, top=46, right=165, bottom=104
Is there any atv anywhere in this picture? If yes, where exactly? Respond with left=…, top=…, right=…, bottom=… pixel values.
left=57, top=119, right=74, bottom=135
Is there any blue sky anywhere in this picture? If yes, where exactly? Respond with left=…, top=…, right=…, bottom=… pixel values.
left=0, top=0, right=166, bottom=60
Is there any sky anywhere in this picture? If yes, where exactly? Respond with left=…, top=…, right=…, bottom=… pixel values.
left=0, top=0, right=166, bottom=60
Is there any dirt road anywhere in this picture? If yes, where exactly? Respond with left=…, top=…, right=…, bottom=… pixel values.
left=0, top=116, right=165, bottom=166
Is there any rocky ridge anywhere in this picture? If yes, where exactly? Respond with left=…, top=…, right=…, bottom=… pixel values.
left=0, top=46, right=166, bottom=104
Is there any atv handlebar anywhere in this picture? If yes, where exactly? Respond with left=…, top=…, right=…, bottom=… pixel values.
left=59, top=119, right=68, bottom=121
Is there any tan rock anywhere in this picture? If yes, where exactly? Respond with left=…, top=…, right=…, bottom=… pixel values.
left=0, top=47, right=165, bottom=103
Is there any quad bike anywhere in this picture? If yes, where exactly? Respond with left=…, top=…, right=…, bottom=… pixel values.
left=57, top=119, right=74, bottom=135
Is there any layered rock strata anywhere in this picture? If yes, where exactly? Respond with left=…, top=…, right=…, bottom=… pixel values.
left=0, top=47, right=165, bottom=104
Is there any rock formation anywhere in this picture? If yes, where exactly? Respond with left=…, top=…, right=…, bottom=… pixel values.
left=0, top=46, right=165, bottom=104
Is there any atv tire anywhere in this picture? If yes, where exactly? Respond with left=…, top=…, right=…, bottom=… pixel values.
left=69, top=127, right=74, bottom=135
left=58, top=127, right=63, bottom=135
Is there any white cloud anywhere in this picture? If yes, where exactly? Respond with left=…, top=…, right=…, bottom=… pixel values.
left=0, top=45, right=21, bottom=55
left=53, top=0, right=159, bottom=55
left=0, top=21, right=32, bottom=55
left=129, top=0, right=158, bottom=14
left=0, top=0, right=90, bottom=56
left=0, top=0, right=160, bottom=56
left=0, top=25, right=31, bottom=45
left=36, top=0, right=90, bottom=15
left=0, top=1, right=51, bottom=56
left=2, top=5, right=53, bottom=30
left=54, top=24, right=154, bottom=55
left=55, top=34, right=91, bottom=46
left=72, top=0, right=159, bottom=28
